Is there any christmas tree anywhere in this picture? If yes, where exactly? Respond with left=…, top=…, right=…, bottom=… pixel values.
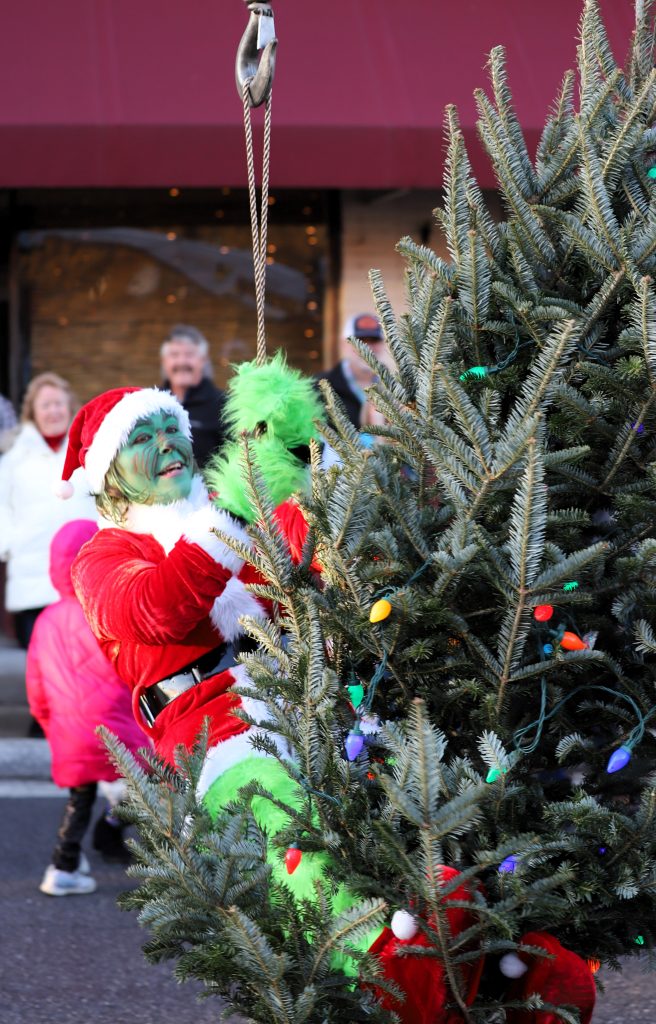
left=105, top=1, right=656, bottom=1020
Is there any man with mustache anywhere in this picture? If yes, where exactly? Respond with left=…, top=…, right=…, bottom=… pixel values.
left=57, top=386, right=265, bottom=763
left=160, top=324, right=226, bottom=468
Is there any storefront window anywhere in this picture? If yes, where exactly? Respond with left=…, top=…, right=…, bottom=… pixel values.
left=15, top=189, right=332, bottom=402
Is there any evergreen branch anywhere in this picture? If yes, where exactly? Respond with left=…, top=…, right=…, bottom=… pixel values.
left=530, top=541, right=607, bottom=592
left=630, top=0, right=656, bottom=90
left=439, top=370, right=493, bottom=473
left=513, top=319, right=579, bottom=424
left=416, top=296, right=455, bottom=423
left=308, top=899, right=387, bottom=985
left=631, top=276, right=656, bottom=387
left=476, top=87, right=557, bottom=269
left=577, top=118, right=622, bottom=257
left=487, top=46, right=538, bottom=193
left=396, top=235, right=456, bottom=290
left=603, top=70, right=656, bottom=188
left=369, top=270, right=417, bottom=387
left=579, top=0, right=621, bottom=95
left=496, top=439, right=546, bottom=706
left=544, top=210, right=617, bottom=273
left=222, top=907, right=296, bottom=1023
left=442, top=105, right=471, bottom=266
left=602, top=391, right=656, bottom=488
left=536, top=70, right=575, bottom=173
left=634, top=618, right=656, bottom=655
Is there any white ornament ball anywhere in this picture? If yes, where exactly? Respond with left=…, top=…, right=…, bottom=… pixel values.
left=391, top=909, right=419, bottom=941
left=499, top=953, right=529, bottom=978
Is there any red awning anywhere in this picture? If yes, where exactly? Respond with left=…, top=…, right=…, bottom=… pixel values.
left=0, top=0, right=635, bottom=190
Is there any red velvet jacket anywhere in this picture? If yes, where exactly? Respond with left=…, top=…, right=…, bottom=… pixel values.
left=71, top=515, right=264, bottom=759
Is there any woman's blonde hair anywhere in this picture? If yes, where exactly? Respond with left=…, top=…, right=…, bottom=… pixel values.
left=20, top=372, right=78, bottom=425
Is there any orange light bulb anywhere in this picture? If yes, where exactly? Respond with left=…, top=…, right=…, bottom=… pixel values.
left=560, top=631, right=588, bottom=651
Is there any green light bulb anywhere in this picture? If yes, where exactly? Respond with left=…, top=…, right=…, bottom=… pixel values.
left=486, top=766, right=507, bottom=783
left=459, top=365, right=488, bottom=382
left=347, top=684, right=365, bottom=708
left=563, top=581, right=579, bottom=592
left=647, top=167, right=656, bottom=179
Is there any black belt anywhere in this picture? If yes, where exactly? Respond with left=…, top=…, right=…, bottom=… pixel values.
left=139, top=642, right=241, bottom=728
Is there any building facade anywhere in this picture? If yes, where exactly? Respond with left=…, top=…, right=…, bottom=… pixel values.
left=0, top=0, right=634, bottom=403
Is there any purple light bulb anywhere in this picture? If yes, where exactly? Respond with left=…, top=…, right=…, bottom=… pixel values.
left=499, top=855, right=518, bottom=874
left=606, top=745, right=632, bottom=774
left=345, top=730, right=365, bottom=761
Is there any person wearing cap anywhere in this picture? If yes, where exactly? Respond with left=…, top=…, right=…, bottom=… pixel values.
left=59, top=386, right=266, bottom=765
left=315, top=313, right=387, bottom=430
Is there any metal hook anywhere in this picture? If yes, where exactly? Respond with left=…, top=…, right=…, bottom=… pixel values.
left=235, top=1, right=278, bottom=108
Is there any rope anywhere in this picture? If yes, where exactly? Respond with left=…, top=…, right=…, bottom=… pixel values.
left=242, top=83, right=272, bottom=366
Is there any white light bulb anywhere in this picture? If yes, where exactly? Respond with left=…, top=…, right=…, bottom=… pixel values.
left=499, top=953, right=528, bottom=978
left=391, top=909, right=419, bottom=941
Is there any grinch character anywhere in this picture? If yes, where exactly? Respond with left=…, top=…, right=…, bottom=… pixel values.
left=62, top=386, right=269, bottom=766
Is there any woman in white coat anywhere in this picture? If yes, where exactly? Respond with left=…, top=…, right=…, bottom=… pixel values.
left=0, top=373, right=95, bottom=651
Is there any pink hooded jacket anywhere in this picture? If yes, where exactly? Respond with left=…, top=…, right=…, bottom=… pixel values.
left=26, top=519, right=148, bottom=787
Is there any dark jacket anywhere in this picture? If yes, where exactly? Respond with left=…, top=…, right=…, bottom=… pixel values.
left=314, top=362, right=362, bottom=429
left=163, top=377, right=226, bottom=468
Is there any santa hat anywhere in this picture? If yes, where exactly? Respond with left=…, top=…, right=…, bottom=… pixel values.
left=56, top=387, right=191, bottom=498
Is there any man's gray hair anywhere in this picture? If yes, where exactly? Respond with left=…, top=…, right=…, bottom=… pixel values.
left=161, top=324, right=209, bottom=359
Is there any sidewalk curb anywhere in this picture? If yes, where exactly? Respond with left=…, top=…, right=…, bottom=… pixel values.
left=0, top=738, right=52, bottom=780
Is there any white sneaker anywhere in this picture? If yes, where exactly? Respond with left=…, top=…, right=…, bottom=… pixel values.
left=39, top=864, right=97, bottom=896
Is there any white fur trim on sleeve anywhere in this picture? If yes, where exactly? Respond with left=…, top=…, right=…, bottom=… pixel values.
left=210, top=575, right=266, bottom=641
left=183, top=506, right=249, bottom=575
left=196, top=665, right=293, bottom=798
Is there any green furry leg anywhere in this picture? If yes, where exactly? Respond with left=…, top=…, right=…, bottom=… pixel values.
left=204, top=755, right=378, bottom=975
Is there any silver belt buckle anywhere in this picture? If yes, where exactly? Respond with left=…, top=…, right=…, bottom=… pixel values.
left=156, top=671, right=198, bottom=702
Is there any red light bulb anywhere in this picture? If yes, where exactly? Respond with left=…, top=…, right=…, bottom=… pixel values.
left=534, top=605, right=554, bottom=621
left=285, top=844, right=302, bottom=875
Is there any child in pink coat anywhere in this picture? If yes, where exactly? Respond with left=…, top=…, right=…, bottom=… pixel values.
left=26, top=519, right=148, bottom=896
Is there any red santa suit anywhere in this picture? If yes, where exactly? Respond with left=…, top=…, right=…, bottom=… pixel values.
left=72, top=474, right=266, bottom=764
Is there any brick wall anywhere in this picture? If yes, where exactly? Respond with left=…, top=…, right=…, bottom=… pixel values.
left=336, top=190, right=444, bottom=359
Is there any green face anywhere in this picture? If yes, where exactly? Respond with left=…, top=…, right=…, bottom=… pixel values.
left=114, top=412, right=194, bottom=505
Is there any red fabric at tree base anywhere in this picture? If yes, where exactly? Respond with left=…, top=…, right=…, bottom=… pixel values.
left=364, top=866, right=484, bottom=1024
left=505, top=931, right=596, bottom=1024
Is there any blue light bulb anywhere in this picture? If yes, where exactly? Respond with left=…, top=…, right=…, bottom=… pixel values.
left=499, top=855, right=518, bottom=874
left=345, top=729, right=365, bottom=761
left=606, top=745, right=632, bottom=774
left=543, top=643, right=553, bottom=655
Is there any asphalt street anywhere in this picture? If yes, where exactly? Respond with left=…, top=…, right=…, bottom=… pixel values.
left=0, top=794, right=240, bottom=1024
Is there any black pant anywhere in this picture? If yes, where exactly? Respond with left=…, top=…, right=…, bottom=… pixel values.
left=52, top=784, right=97, bottom=872
left=14, top=607, right=46, bottom=650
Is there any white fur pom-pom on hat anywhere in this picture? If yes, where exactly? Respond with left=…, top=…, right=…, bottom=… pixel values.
left=54, top=479, right=75, bottom=500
